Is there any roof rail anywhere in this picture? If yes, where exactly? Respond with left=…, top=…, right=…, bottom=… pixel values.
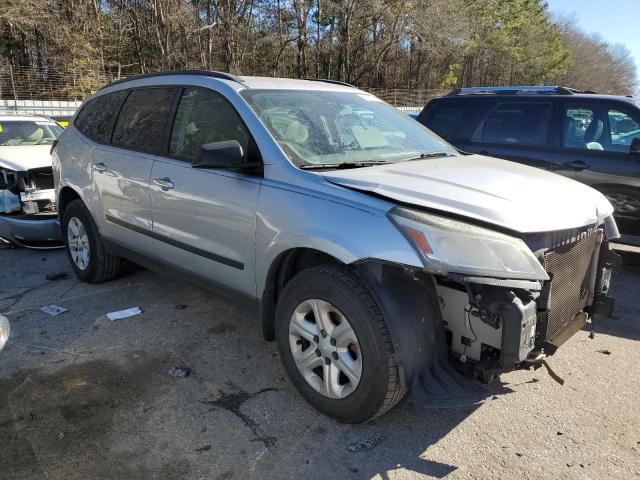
left=303, top=78, right=355, bottom=88
left=446, top=86, right=596, bottom=96
left=97, top=70, right=245, bottom=91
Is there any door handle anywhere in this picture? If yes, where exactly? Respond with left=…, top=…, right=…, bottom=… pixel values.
left=153, top=177, right=174, bottom=190
left=93, top=162, right=107, bottom=173
left=563, top=160, right=590, bottom=171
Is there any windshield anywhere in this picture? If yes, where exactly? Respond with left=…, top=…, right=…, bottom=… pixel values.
left=0, top=120, right=63, bottom=146
left=241, top=89, right=456, bottom=167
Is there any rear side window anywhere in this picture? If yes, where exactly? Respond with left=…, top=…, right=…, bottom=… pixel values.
left=74, top=90, right=127, bottom=144
left=477, top=102, right=553, bottom=146
left=112, top=88, right=175, bottom=154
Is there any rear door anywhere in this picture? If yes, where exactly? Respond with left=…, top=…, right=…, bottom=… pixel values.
left=92, top=87, right=176, bottom=253
left=149, top=87, right=261, bottom=297
left=462, top=100, right=557, bottom=171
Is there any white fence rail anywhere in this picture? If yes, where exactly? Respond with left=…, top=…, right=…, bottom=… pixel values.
left=0, top=99, right=81, bottom=117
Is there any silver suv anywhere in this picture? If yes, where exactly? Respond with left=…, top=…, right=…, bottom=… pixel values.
left=53, top=71, right=620, bottom=423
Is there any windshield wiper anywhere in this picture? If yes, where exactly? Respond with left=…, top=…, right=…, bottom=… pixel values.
left=403, top=152, right=454, bottom=161
left=300, top=161, right=389, bottom=170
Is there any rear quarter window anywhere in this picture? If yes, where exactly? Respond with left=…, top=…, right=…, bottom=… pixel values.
left=419, top=101, right=485, bottom=141
left=74, top=90, right=127, bottom=144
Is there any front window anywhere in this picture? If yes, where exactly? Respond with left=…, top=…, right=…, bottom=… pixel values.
left=241, top=89, right=455, bottom=168
left=0, top=121, right=62, bottom=146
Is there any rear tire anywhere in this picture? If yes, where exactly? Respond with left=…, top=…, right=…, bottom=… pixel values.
left=275, top=264, right=405, bottom=423
left=62, top=199, right=121, bottom=283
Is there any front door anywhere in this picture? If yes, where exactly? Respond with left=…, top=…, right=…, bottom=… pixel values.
left=149, top=87, right=261, bottom=297
left=556, top=101, right=640, bottom=233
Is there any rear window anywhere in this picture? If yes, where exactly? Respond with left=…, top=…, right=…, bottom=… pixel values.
left=475, top=102, right=553, bottom=146
left=75, top=91, right=127, bottom=144
left=112, top=88, right=175, bottom=154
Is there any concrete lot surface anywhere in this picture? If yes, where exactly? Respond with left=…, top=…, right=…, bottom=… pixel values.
left=1, top=248, right=639, bottom=480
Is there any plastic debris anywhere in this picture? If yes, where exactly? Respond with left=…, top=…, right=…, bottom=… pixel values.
left=346, top=435, right=385, bottom=453
left=195, top=444, right=211, bottom=453
left=40, top=305, right=68, bottom=316
left=46, top=272, right=69, bottom=281
left=597, top=349, right=612, bottom=355
left=168, top=366, right=191, bottom=378
left=106, top=307, right=142, bottom=321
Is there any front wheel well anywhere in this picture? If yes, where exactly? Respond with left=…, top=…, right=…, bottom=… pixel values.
left=260, top=248, right=342, bottom=341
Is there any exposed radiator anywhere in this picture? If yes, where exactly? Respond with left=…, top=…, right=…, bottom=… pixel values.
left=542, top=229, right=602, bottom=339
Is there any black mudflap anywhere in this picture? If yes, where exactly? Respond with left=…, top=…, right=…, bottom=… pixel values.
left=409, top=359, right=489, bottom=408
left=357, top=263, right=492, bottom=410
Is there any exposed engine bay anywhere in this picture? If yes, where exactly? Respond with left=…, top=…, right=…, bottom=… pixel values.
left=357, top=221, right=621, bottom=406
left=437, top=225, right=621, bottom=381
left=1, top=166, right=57, bottom=216
left=0, top=165, right=61, bottom=247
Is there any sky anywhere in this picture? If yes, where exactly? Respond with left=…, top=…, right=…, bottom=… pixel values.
left=547, top=0, right=640, bottom=74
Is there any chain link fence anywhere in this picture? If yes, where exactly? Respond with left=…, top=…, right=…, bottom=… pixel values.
left=0, top=65, right=445, bottom=114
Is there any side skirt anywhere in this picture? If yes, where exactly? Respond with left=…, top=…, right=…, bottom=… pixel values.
left=102, top=238, right=260, bottom=313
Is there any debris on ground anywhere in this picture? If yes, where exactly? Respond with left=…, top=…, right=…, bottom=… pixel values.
left=45, top=272, right=69, bottom=281
left=40, top=305, right=68, bottom=316
left=57, top=432, right=65, bottom=440
left=106, top=306, right=142, bottom=321
left=195, top=445, right=211, bottom=453
left=597, top=349, right=612, bottom=355
left=346, top=435, right=385, bottom=453
left=168, top=366, right=191, bottom=378
left=175, top=304, right=188, bottom=310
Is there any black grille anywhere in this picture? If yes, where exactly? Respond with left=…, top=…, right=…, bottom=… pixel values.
left=543, top=230, right=602, bottom=339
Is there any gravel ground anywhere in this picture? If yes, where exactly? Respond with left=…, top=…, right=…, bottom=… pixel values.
left=0, top=247, right=639, bottom=480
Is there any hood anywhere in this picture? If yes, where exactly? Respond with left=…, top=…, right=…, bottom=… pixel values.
left=0, top=145, right=53, bottom=171
left=322, top=155, right=614, bottom=233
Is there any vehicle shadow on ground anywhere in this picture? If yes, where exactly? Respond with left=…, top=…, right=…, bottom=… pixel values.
left=0, top=248, right=575, bottom=479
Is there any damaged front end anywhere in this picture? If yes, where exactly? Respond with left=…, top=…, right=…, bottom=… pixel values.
left=359, top=208, right=621, bottom=406
left=0, top=165, right=62, bottom=248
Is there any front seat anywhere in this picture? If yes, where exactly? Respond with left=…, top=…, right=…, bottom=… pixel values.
left=584, top=118, right=604, bottom=150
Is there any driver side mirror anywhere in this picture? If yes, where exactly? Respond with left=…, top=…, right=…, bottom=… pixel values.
left=192, top=140, right=260, bottom=169
left=630, top=137, right=640, bottom=155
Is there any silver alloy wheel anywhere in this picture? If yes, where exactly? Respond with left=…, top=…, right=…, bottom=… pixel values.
left=288, top=299, right=363, bottom=399
left=606, top=193, right=640, bottom=216
left=67, top=216, right=90, bottom=270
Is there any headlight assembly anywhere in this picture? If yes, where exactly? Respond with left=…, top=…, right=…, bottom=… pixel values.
left=388, top=207, right=549, bottom=281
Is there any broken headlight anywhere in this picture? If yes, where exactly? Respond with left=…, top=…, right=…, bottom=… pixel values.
left=388, top=207, right=549, bottom=281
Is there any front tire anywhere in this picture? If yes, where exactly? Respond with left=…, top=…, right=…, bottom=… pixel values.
left=62, top=199, right=121, bottom=283
left=275, top=264, right=405, bottom=423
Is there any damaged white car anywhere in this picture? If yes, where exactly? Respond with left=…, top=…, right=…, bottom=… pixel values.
left=0, top=115, right=63, bottom=248
left=53, top=72, right=621, bottom=423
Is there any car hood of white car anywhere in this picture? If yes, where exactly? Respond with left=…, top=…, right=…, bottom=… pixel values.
left=0, top=145, right=53, bottom=171
left=322, top=154, right=614, bottom=233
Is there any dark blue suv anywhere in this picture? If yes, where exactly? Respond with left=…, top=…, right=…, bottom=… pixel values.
left=417, top=86, right=640, bottom=242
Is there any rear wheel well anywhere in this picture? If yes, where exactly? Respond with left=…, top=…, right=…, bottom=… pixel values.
left=260, top=248, right=342, bottom=341
left=58, top=187, right=81, bottom=220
